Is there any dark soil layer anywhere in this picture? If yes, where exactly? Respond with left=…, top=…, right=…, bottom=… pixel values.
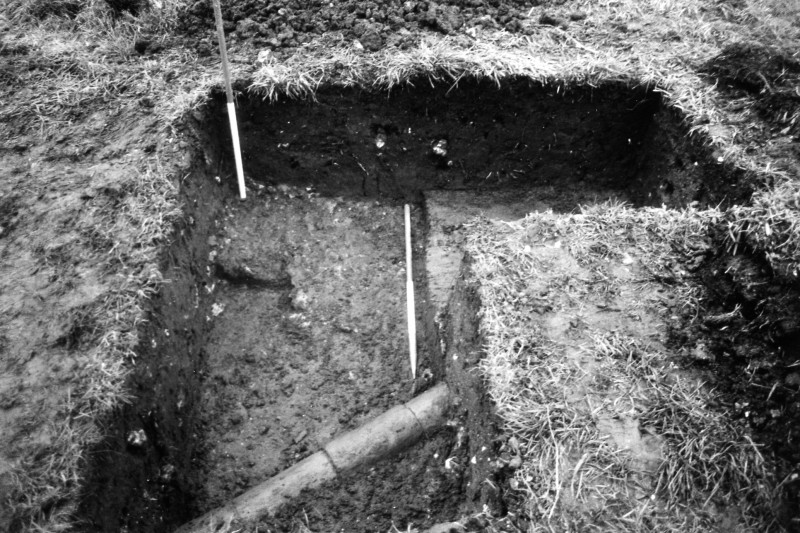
left=194, top=191, right=435, bottom=512
left=212, top=80, right=751, bottom=208
left=684, top=250, right=800, bottom=523
left=441, top=262, right=509, bottom=517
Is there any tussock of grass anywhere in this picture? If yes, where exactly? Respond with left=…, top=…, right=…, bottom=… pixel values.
left=467, top=202, right=779, bottom=531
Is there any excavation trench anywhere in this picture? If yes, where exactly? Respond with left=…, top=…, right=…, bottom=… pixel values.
left=77, top=80, right=756, bottom=533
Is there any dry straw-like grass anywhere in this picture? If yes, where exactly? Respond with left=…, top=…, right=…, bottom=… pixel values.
left=467, top=202, right=779, bottom=531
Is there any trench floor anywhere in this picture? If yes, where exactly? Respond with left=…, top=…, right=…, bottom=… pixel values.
left=196, top=185, right=433, bottom=511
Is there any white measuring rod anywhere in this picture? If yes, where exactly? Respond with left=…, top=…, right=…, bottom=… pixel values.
left=405, top=204, right=417, bottom=379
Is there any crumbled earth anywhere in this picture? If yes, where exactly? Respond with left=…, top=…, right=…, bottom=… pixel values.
left=179, top=0, right=534, bottom=53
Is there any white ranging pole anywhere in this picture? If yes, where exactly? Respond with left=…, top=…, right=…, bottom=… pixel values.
left=211, top=0, right=246, bottom=200
left=405, top=204, right=417, bottom=379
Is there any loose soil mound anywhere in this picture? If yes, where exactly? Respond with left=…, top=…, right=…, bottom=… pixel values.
left=179, top=0, right=533, bottom=52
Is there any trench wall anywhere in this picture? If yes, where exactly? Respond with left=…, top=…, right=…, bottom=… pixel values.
left=211, top=79, right=751, bottom=208
left=76, top=119, right=224, bottom=532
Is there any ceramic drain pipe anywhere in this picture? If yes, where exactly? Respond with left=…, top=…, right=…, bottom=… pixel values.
left=175, top=383, right=452, bottom=533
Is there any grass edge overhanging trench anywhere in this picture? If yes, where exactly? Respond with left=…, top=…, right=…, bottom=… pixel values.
left=467, top=204, right=781, bottom=531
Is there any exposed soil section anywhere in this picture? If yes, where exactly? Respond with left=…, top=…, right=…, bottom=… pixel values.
left=441, top=262, right=509, bottom=519
left=241, top=246, right=508, bottom=533
left=213, top=80, right=750, bottom=209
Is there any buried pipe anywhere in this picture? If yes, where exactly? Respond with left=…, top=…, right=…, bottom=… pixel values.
left=175, top=383, right=453, bottom=533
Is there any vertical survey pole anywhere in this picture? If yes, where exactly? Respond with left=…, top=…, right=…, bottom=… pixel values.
left=211, top=0, right=246, bottom=199
left=405, top=205, right=417, bottom=379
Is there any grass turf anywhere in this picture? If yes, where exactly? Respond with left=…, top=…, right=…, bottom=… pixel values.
left=466, top=203, right=780, bottom=531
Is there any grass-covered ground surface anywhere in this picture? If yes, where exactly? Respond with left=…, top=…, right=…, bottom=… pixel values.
left=467, top=203, right=792, bottom=531
left=1, top=0, right=799, bottom=531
